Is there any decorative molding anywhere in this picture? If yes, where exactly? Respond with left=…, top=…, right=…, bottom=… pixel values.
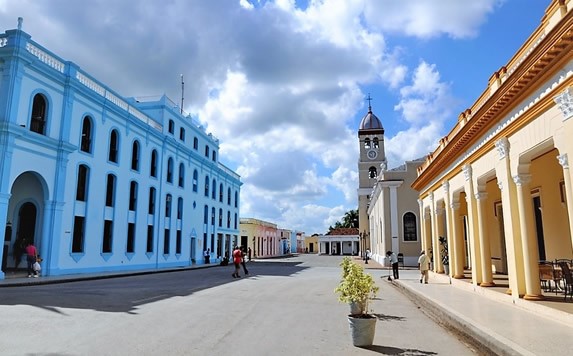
left=513, top=174, right=532, bottom=186
left=429, top=192, right=434, bottom=203
left=495, top=138, right=510, bottom=160
left=450, top=202, right=460, bottom=211
left=554, top=87, right=573, bottom=121
left=442, top=181, right=450, bottom=194
left=557, top=153, right=569, bottom=169
left=462, top=164, right=472, bottom=181
left=497, top=181, right=503, bottom=192
left=475, top=192, right=488, bottom=201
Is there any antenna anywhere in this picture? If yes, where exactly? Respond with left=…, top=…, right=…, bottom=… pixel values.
left=180, top=74, right=184, bottom=115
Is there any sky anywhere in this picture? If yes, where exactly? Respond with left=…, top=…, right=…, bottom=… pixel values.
left=0, top=0, right=551, bottom=235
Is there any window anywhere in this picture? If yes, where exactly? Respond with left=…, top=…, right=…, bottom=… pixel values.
left=146, top=225, right=154, bottom=253
left=204, top=176, right=210, bottom=197
left=211, top=179, right=216, bottom=199
left=102, top=220, right=113, bottom=253
left=193, top=137, right=198, bottom=150
left=227, top=211, right=231, bottom=228
left=150, top=150, right=158, bottom=177
left=369, top=166, right=377, bottom=179
left=80, top=116, right=92, bottom=153
left=403, top=212, right=418, bottom=242
left=373, top=137, right=379, bottom=149
left=168, top=119, right=175, bottom=134
left=179, top=127, right=185, bottom=141
left=218, top=208, right=223, bottom=227
left=30, top=94, right=47, bottom=135
left=205, top=145, right=209, bottom=158
left=167, top=158, right=174, bottom=183
left=163, top=229, right=170, bottom=254
left=105, top=174, right=116, bottom=207
left=193, top=170, right=198, bottom=192
left=212, top=151, right=217, bottom=162
left=176, top=230, right=182, bottom=254
left=165, top=194, right=172, bottom=217
left=72, top=216, right=85, bottom=253
left=108, top=130, right=119, bottom=163
left=178, top=163, right=185, bottom=187
left=148, top=187, right=156, bottom=214
left=227, top=187, right=231, bottom=205
left=131, top=141, right=140, bottom=171
left=204, top=205, right=209, bottom=224
left=234, top=213, right=237, bottom=229
left=219, top=183, right=224, bottom=202
left=364, top=138, right=371, bottom=149
left=129, top=181, right=138, bottom=211
left=177, top=197, right=183, bottom=220
left=127, top=223, right=135, bottom=253
left=234, top=191, right=238, bottom=208
left=76, top=164, right=89, bottom=202
left=211, top=207, right=215, bottom=225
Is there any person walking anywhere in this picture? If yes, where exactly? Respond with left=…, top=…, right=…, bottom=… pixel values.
left=247, top=247, right=252, bottom=262
left=232, top=246, right=242, bottom=278
left=365, top=249, right=370, bottom=264
left=203, top=248, right=210, bottom=264
left=240, top=246, right=249, bottom=275
left=418, top=250, right=431, bottom=284
left=25, top=241, right=39, bottom=278
left=386, top=251, right=399, bottom=280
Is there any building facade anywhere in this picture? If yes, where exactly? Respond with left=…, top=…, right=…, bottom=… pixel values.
left=240, top=218, right=287, bottom=258
left=412, top=0, right=573, bottom=301
left=318, top=228, right=359, bottom=255
left=367, top=159, right=424, bottom=266
left=0, top=20, right=241, bottom=279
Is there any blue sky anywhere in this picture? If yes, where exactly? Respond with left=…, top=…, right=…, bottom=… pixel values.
left=0, top=0, right=551, bottom=234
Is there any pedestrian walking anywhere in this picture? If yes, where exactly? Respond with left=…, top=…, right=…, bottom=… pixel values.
left=241, top=246, right=249, bottom=275
left=203, top=248, right=210, bottom=264
left=365, top=249, right=370, bottom=264
left=25, top=241, right=39, bottom=278
left=247, top=247, right=252, bottom=261
left=386, top=251, right=399, bottom=280
left=232, top=246, right=242, bottom=278
left=418, top=250, right=431, bottom=284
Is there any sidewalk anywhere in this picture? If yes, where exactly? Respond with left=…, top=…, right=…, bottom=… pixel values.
left=355, top=256, right=573, bottom=356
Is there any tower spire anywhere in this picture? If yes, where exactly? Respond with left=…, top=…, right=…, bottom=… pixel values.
left=366, top=93, right=372, bottom=113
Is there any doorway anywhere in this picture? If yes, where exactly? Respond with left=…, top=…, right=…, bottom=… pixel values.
left=532, top=195, right=546, bottom=261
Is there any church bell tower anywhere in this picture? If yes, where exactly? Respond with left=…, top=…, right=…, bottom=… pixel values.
left=357, top=95, right=386, bottom=253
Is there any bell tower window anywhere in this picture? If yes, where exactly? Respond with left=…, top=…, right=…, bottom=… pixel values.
left=364, top=138, right=371, bottom=149
left=369, top=166, right=377, bottom=179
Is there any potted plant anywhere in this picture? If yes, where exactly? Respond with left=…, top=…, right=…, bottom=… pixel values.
left=334, top=257, right=379, bottom=347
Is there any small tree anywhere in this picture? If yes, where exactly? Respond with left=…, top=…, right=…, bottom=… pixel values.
left=334, top=257, right=379, bottom=316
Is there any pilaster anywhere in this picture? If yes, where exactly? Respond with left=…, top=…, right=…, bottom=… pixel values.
left=442, top=181, right=454, bottom=277
left=557, top=154, right=573, bottom=250
left=450, top=201, right=465, bottom=279
left=475, top=190, right=495, bottom=287
left=463, top=164, right=482, bottom=285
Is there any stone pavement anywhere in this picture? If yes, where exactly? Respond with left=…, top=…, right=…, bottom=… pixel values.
left=2, top=255, right=573, bottom=355
left=354, top=256, right=573, bottom=356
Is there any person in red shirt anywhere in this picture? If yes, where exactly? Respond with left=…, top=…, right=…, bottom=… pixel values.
left=232, top=246, right=242, bottom=278
left=24, top=241, right=38, bottom=278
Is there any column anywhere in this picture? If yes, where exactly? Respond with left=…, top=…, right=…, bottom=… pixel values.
left=389, top=184, right=400, bottom=253
left=435, top=204, right=445, bottom=273
left=557, top=154, right=573, bottom=250
left=475, top=190, right=495, bottom=287
left=0, top=193, right=10, bottom=279
left=494, top=137, right=526, bottom=298
left=513, top=173, right=544, bottom=300
left=442, top=181, right=454, bottom=277
left=417, top=199, right=426, bottom=252
left=429, top=192, right=438, bottom=272
left=463, top=164, right=482, bottom=285
left=451, top=200, right=465, bottom=278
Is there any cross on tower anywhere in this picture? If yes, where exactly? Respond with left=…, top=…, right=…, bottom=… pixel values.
left=366, top=93, right=372, bottom=112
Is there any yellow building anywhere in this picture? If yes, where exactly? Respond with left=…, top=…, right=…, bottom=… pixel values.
left=239, top=218, right=280, bottom=258
left=412, top=0, right=573, bottom=301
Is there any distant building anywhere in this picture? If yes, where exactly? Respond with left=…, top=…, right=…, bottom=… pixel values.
left=240, top=218, right=288, bottom=258
left=318, top=228, right=359, bottom=255
left=0, top=20, right=241, bottom=279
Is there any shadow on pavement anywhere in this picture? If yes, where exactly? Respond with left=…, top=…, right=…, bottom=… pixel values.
left=362, top=345, right=438, bottom=355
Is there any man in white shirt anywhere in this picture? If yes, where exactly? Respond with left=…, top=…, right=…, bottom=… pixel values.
left=386, top=251, right=399, bottom=280
left=418, top=250, right=431, bottom=284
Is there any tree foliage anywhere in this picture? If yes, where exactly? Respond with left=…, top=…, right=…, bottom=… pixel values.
left=328, top=209, right=358, bottom=233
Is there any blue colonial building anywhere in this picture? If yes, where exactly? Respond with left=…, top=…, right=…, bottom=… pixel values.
left=0, top=19, right=241, bottom=279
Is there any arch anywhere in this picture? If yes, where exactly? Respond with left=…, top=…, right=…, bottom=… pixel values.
left=30, top=93, right=48, bottom=135
left=80, top=116, right=93, bottom=153
left=369, top=166, right=377, bottom=179
left=168, top=119, right=175, bottom=134
left=402, top=211, right=418, bottom=242
left=373, top=137, right=379, bottom=149
left=150, top=149, right=158, bottom=177
left=178, top=163, right=185, bottom=187
left=131, top=140, right=140, bottom=171
left=108, top=129, right=119, bottom=163
left=166, top=157, right=174, bottom=183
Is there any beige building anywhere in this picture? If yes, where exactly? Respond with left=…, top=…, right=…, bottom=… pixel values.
left=239, top=218, right=278, bottom=258
left=368, top=159, right=424, bottom=266
left=412, top=0, right=573, bottom=302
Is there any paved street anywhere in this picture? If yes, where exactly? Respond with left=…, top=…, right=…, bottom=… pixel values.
left=0, top=254, right=478, bottom=355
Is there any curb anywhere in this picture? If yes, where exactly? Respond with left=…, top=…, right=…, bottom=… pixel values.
left=392, top=280, right=534, bottom=356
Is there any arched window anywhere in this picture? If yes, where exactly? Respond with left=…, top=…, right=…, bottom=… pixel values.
left=80, top=116, right=92, bottom=153
left=167, top=157, right=174, bottom=183
left=150, top=150, right=158, bottom=177
left=234, top=191, right=238, bottom=208
left=364, top=138, right=371, bottom=149
left=129, top=181, right=138, bottom=211
left=205, top=145, right=210, bottom=158
left=105, top=174, right=116, bottom=207
left=179, top=127, right=185, bottom=141
left=219, top=183, right=224, bottom=202
left=178, top=163, right=185, bottom=187
left=149, top=187, right=156, bottom=214
left=227, top=211, right=231, bottom=228
left=204, top=176, right=210, bottom=197
left=177, top=197, right=183, bottom=220
left=131, top=140, right=140, bottom=171
left=212, top=151, right=217, bottom=162
left=203, top=205, right=209, bottom=224
left=193, top=137, right=198, bottom=150
left=234, top=213, right=237, bottom=229
left=211, top=207, right=216, bottom=225
left=30, top=94, right=47, bottom=135
left=227, top=187, right=231, bottom=205
left=108, top=129, right=119, bottom=163
left=403, top=212, right=418, bottom=241
left=373, top=137, right=379, bottom=149
left=76, top=164, right=89, bottom=202
left=211, top=179, right=216, bottom=199
left=168, top=119, right=175, bottom=134
left=218, top=208, right=223, bottom=227
left=193, top=170, right=198, bottom=192
left=369, top=166, right=377, bottom=179
left=165, top=194, right=172, bottom=217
